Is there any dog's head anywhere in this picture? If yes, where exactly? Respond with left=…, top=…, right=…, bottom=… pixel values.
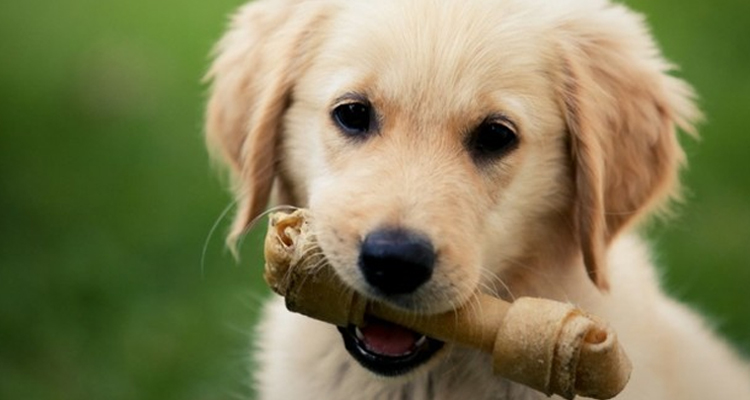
left=207, top=0, right=698, bottom=377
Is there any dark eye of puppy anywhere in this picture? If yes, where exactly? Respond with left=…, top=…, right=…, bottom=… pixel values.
left=332, top=102, right=372, bottom=137
left=466, top=119, right=518, bottom=162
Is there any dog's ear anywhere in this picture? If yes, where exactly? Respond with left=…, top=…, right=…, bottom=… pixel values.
left=205, top=0, right=330, bottom=249
left=556, top=7, right=700, bottom=290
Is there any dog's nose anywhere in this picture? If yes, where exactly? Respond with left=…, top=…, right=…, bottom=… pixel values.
left=359, top=228, right=435, bottom=295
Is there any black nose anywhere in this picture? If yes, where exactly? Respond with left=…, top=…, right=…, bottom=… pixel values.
left=359, top=228, right=435, bottom=295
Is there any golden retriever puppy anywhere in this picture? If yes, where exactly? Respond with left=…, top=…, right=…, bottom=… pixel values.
left=206, top=0, right=750, bottom=398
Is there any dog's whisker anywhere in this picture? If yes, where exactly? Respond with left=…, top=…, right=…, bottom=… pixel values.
left=305, top=255, right=330, bottom=273
left=298, top=245, right=326, bottom=262
left=278, top=249, right=327, bottom=293
left=461, top=292, right=484, bottom=341
left=227, top=204, right=302, bottom=259
left=476, top=271, right=500, bottom=295
left=201, top=199, right=239, bottom=278
left=251, top=204, right=300, bottom=232
left=477, top=268, right=517, bottom=302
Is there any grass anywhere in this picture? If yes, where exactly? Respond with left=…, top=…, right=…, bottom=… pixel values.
left=0, top=0, right=748, bottom=399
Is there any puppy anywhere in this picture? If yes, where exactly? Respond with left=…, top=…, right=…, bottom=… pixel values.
left=205, top=0, right=750, bottom=398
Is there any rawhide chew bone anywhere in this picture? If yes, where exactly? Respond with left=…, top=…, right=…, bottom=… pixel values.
left=264, top=209, right=632, bottom=400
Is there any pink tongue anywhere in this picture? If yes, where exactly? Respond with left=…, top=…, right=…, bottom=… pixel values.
left=360, top=320, right=420, bottom=356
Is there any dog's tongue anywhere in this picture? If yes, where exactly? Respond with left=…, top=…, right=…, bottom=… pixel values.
left=360, top=320, right=420, bottom=356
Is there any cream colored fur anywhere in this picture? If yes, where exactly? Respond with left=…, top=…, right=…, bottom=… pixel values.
left=205, top=0, right=750, bottom=398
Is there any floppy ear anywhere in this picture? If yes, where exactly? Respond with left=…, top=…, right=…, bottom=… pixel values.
left=205, top=0, right=330, bottom=249
left=556, top=6, right=700, bottom=290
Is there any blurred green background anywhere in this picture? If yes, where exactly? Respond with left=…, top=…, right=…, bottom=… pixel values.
left=0, top=0, right=748, bottom=399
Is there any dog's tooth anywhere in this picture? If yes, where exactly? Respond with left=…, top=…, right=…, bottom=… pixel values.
left=355, top=326, right=365, bottom=341
left=415, top=336, right=427, bottom=347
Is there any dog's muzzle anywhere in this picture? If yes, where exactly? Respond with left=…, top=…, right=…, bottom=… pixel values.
left=340, top=227, right=444, bottom=375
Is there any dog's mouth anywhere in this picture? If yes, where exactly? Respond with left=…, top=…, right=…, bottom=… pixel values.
left=337, top=317, right=444, bottom=376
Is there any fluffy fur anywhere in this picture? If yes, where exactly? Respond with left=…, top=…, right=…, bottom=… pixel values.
left=205, top=0, right=750, bottom=398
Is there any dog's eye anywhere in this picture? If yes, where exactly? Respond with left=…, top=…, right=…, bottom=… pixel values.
left=332, top=102, right=372, bottom=136
left=467, top=119, right=518, bottom=162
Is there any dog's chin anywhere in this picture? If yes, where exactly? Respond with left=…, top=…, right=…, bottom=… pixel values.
left=337, top=317, right=445, bottom=377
